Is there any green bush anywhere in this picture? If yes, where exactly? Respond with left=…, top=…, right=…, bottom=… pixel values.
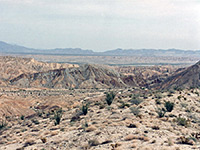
left=177, top=117, right=190, bottom=127
left=20, top=115, right=25, bottom=120
left=31, top=119, right=39, bottom=125
left=82, top=103, right=89, bottom=115
left=53, top=108, right=63, bottom=125
left=0, top=120, right=7, bottom=130
left=130, top=97, right=143, bottom=105
left=165, top=101, right=174, bottom=112
left=177, top=95, right=182, bottom=100
left=105, top=91, right=115, bottom=105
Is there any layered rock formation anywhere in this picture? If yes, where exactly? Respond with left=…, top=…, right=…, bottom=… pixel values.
left=10, top=64, right=138, bottom=89
left=160, top=61, right=200, bottom=89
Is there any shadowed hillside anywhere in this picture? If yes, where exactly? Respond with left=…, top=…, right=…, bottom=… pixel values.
left=159, top=61, right=200, bottom=89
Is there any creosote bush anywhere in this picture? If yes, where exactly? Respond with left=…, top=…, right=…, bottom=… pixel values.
left=177, top=117, right=190, bottom=127
left=20, top=115, right=25, bottom=120
left=130, top=97, right=143, bottom=105
left=82, top=103, right=89, bottom=115
left=105, top=91, right=116, bottom=105
left=177, top=95, right=182, bottom=100
left=165, top=101, right=174, bottom=112
left=32, top=119, right=39, bottom=125
left=0, top=119, right=7, bottom=130
left=53, top=108, right=63, bottom=125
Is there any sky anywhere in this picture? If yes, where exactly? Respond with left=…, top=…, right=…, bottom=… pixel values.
left=0, top=0, right=200, bottom=51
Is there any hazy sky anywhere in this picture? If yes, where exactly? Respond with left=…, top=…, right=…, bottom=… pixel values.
left=0, top=0, right=200, bottom=51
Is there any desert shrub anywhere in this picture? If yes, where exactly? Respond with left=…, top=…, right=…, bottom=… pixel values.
left=156, top=108, right=166, bottom=118
left=130, top=106, right=140, bottom=116
left=31, top=119, right=39, bottom=125
left=177, top=95, right=182, bottom=100
left=165, top=101, right=174, bottom=112
left=82, top=103, right=89, bottom=115
left=132, top=93, right=140, bottom=98
left=40, top=137, right=47, bottom=143
left=118, top=101, right=130, bottom=108
left=130, top=97, right=143, bottom=105
left=53, top=108, right=63, bottom=125
left=177, top=117, right=190, bottom=127
left=155, top=99, right=161, bottom=105
left=0, top=119, right=7, bottom=130
left=105, top=91, right=115, bottom=105
left=20, top=115, right=25, bottom=120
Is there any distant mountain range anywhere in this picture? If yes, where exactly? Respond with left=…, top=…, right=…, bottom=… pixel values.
left=0, top=41, right=200, bottom=57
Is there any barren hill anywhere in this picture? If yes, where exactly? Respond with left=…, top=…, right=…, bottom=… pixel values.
left=0, top=56, right=77, bottom=80
left=9, top=64, right=138, bottom=89
left=159, top=61, right=200, bottom=89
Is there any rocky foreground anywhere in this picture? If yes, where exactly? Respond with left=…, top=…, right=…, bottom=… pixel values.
left=0, top=87, right=200, bottom=150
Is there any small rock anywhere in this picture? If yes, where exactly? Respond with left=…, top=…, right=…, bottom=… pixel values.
left=85, top=125, right=97, bottom=132
left=124, top=134, right=136, bottom=141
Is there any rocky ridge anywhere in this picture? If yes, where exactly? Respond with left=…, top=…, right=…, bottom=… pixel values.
left=159, top=61, right=200, bottom=89
left=9, top=64, right=137, bottom=89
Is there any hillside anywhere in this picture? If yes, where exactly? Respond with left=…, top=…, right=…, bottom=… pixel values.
left=0, top=56, right=77, bottom=81
left=9, top=64, right=137, bottom=89
left=0, top=56, right=199, bottom=149
left=159, top=61, right=200, bottom=89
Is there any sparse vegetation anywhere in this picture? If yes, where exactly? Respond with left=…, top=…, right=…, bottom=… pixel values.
left=0, top=119, right=7, bottom=130
left=53, top=108, right=63, bottom=125
left=41, top=137, right=47, bottom=143
left=177, top=95, right=182, bottom=100
left=82, top=103, right=89, bottom=115
left=130, top=97, right=143, bottom=105
left=165, top=101, right=174, bottom=112
left=105, top=91, right=116, bottom=105
left=130, top=106, right=140, bottom=116
left=155, top=99, right=161, bottom=105
left=118, top=101, right=130, bottom=108
left=20, top=115, right=25, bottom=120
left=31, top=119, right=39, bottom=125
left=177, top=117, right=190, bottom=127
left=1, top=57, right=200, bottom=149
left=156, top=108, right=166, bottom=118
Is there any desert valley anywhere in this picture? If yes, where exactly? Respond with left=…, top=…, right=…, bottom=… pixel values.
left=0, top=1, right=200, bottom=149
left=0, top=53, right=200, bottom=150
